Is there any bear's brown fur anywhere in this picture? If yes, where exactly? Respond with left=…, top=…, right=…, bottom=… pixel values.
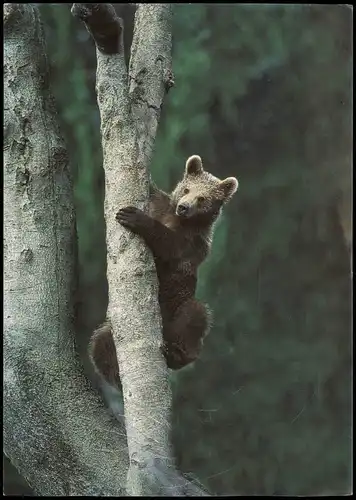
left=89, top=155, right=238, bottom=387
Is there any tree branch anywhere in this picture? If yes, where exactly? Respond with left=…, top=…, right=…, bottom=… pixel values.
left=4, top=4, right=129, bottom=495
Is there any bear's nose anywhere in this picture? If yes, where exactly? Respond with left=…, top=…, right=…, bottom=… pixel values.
left=177, top=203, right=189, bottom=216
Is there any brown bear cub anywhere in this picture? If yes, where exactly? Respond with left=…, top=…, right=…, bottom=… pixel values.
left=89, top=155, right=238, bottom=388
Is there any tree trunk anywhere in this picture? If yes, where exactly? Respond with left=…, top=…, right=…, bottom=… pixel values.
left=99, top=4, right=176, bottom=493
left=3, top=4, right=129, bottom=495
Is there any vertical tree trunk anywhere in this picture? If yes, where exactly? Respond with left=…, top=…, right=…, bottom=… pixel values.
left=87, top=3, right=175, bottom=494
left=99, top=2, right=175, bottom=489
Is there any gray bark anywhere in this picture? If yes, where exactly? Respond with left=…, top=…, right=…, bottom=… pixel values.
left=98, top=6, right=175, bottom=495
left=85, top=3, right=180, bottom=495
left=3, top=4, right=128, bottom=495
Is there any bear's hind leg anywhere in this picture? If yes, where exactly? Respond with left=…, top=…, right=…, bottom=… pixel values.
left=162, top=299, right=211, bottom=370
left=89, top=322, right=121, bottom=388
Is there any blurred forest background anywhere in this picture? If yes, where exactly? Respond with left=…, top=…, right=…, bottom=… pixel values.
left=4, top=4, right=352, bottom=496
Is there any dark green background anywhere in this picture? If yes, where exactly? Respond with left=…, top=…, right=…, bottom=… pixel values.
left=4, top=4, right=352, bottom=496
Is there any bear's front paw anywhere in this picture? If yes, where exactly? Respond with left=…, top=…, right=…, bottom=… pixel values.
left=116, top=206, right=147, bottom=232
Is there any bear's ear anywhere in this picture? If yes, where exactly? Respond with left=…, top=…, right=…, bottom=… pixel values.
left=219, top=177, right=238, bottom=200
left=185, top=155, right=204, bottom=176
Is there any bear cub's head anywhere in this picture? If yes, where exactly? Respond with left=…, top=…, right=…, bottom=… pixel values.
left=171, top=155, right=238, bottom=224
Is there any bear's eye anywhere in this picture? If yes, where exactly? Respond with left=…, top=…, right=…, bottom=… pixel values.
left=183, top=188, right=190, bottom=194
left=197, top=196, right=205, bottom=203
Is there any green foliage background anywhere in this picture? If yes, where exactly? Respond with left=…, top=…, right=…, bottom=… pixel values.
left=8, top=4, right=350, bottom=496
